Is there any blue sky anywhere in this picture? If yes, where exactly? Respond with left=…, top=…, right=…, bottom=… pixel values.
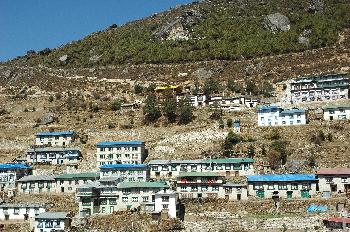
left=0, top=0, right=194, bottom=61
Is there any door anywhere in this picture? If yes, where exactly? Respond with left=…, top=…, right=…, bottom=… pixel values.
left=256, top=190, right=264, bottom=199
left=198, top=193, right=203, bottom=199
left=5, top=215, right=9, bottom=221
left=287, top=191, right=293, bottom=199
left=110, top=206, right=114, bottom=213
left=226, top=171, right=230, bottom=177
left=301, top=190, right=310, bottom=198
left=237, top=194, right=241, bottom=201
left=61, top=187, right=64, bottom=193
left=331, top=184, right=337, bottom=192
left=329, top=116, right=333, bottom=120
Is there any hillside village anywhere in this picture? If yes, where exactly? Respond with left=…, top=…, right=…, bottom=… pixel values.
left=1, top=0, right=350, bottom=231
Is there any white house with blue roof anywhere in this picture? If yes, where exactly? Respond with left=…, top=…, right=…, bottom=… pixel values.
left=35, top=131, right=75, bottom=147
left=96, top=141, right=146, bottom=167
left=0, top=163, right=32, bottom=190
left=247, top=174, right=317, bottom=199
left=100, top=164, right=150, bottom=182
left=257, top=106, right=306, bottom=126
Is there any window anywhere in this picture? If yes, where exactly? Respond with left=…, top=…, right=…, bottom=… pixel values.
left=225, top=165, right=231, bottom=170
left=99, top=155, right=104, bottom=159
left=212, top=186, right=219, bottom=191
left=282, top=121, right=286, bottom=125
left=162, top=165, right=169, bottom=171
left=69, top=180, right=72, bottom=185
left=267, top=184, right=275, bottom=190
left=100, top=199, right=107, bottom=205
left=100, top=148, right=105, bottom=152
left=132, top=147, right=138, bottom=151
left=151, top=166, right=158, bottom=171
left=191, top=165, right=197, bottom=171
left=171, top=165, right=177, bottom=171
left=161, top=196, right=170, bottom=202
left=129, top=177, right=135, bottom=182
left=216, top=165, right=223, bottom=170
left=297, top=120, right=301, bottom=124
left=278, top=183, right=288, bottom=190
left=325, top=177, right=333, bottom=184
left=68, top=187, right=72, bottom=191
left=201, top=185, right=208, bottom=191
left=342, top=178, right=348, bottom=183
left=14, top=208, right=19, bottom=215
left=132, top=197, right=138, bottom=202
left=162, top=204, right=169, bottom=209
left=75, top=180, right=79, bottom=185
left=108, top=154, right=113, bottom=159
left=253, top=183, right=263, bottom=190
left=122, top=197, right=128, bottom=202
left=191, top=186, right=198, bottom=192
left=142, top=196, right=149, bottom=202
left=291, top=183, right=298, bottom=190
left=329, top=110, right=335, bottom=114
left=302, top=183, right=311, bottom=190
left=180, top=186, right=187, bottom=192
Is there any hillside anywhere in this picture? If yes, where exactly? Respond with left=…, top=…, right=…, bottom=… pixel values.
left=7, top=0, right=350, bottom=67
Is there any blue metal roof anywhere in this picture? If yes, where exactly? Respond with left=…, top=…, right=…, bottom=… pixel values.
left=97, top=141, right=144, bottom=147
left=100, top=164, right=148, bottom=169
left=36, top=131, right=74, bottom=137
left=247, top=174, right=317, bottom=182
left=258, top=105, right=280, bottom=110
left=280, top=109, right=305, bottom=115
left=0, top=163, right=32, bottom=169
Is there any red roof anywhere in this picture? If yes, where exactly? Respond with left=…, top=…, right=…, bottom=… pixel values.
left=324, top=217, right=350, bottom=224
left=317, top=168, right=350, bottom=175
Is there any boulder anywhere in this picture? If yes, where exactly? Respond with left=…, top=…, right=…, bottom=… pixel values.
left=59, top=54, right=68, bottom=62
left=308, top=0, right=324, bottom=13
left=41, top=113, right=55, bottom=125
left=298, top=29, right=312, bottom=47
left=192, top=68, right=213, bottom=79
left=263, top=13, right=290, bottom=33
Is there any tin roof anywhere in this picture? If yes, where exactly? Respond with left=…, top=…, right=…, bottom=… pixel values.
left=324, top=217, right=350, bottom=224
left=35, top=212, right=69, bottom=219
left=178, top=172, right=221, bottom=177
left=223, top=183, right=247, bottom=188
left=97, top=141, right=144, bottom=147
left=0, top=163, right=32, bottom=169
left=18, top=175, right=57, bottom=182
left=322, top=104, right=350, bottom=110
left=100, top=164, right=148, bottom=169
left=55, top=172, right=99, bottom=180
left=118, top=181, right=168, bottom=189
left=317, top=168, right=350, bottom=175
left=257, top=105, right=280, bottom=111
left=148, top=158, right=254, bottom=165
left=27, top=147, right=80, bottom=153
left=247, top=174, right=317, bottom=182
left=280, top=109, right=305, bottom=115
left=0, top=202, right=46, bottom=208
left=203, top=158, right=254, bottom=164
left=36, top=131, right=74, bottom=137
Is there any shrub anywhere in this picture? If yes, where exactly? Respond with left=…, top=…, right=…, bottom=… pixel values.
left=178, top=99, right=193, bottom=125
left=226, top=118, right=233, bottom=128
left=107, top=122, right=116, bottom=129
left=134, top=84, right=144, bottom=95
left=143, top=94, right=161, bottom=123
left=48, top=96, right=54, bottom=102
left=223, top=130, right=242, bottom=150
left=110, top=100, right=122, bottom=111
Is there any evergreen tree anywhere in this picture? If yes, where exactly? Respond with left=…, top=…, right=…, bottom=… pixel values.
left=143, top=94, right=161, bottom=123
left=162, top=96, right=177, bottom=123
left=178, top=99, right=193, bottom=125
left=204, top=77, right=220, bottom=96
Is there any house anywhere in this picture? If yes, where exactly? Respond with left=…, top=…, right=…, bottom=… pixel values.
left=317, top=168, right=350, bottom=195
left=176, top=172, right=246, bottom=200
left=244, top=98, right=259, bottom=108
left=35, top=131, right=76, bottom=147
left=34, top=212, right=71, bottom=232
left=26, top=147, right=82, bottom=165
left=257, top=106, right=307, bottom=126
left=55, top=172, right=99, bottom=193
left=176, top=94, right=207, bottom=107
left=290, top=73, right=349, bottom=104
left=154, top=189, right=179, bottom=218
left=96, top=141, right=146, bottom=167
left=155, top=85, right=182, bottom=94
left=323, top=217, right=350, bottom=230
left=148, top=158, right=254, bottom=180
left=100, top=164, right=150, bottom=182
left=17, top=175, right=57, bottom=194
left=76, top=181, right=169, bottom=216
left=247, top=174, right=318, bottom=199
left=323, top=104, right=350, bottom=121
left=0, top=202, right=46, bottom=221
left=0, top=163, right=32, bottom=190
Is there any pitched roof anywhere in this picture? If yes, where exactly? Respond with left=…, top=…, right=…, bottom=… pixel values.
left=0, top=202, right=46, bottom=208
left=55, top=172, right=99, bottom=180
left=100, top=164, right=148, bottom=169
left=247, top=174, right=317, bottom=182
left=118, top=181, right=168, bottom=189
left=0, top=163, right=32, bottom=169
left=27, top=147, right=80, bottom=153
left=18, top=175, right=57, bottom=182
left=35, top=212, right=69, bottom=219
left=202, top=158, right=254, bottom=164
left=280, top=109, right=305, bottom=114
left=36, top=131, right=74, bottom=137
left=97, top=141, right=144, bottom=147
left=322, top=104, right=350, bottom=110
left=324, top=217, right=350, bottom=224
left=317, top=168, right=350, bottom=175
left=223, top=183, right=247, bottom=187
left=178, top=172, right=221, bottom=177
left=148, top=158, right=254, bottom=165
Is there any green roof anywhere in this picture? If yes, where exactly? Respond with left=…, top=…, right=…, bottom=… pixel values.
left=323, top=104, right=350, bottom=110
left=178, top=172, right=221, bottom=177
left=118, top=181, right=168, bottom=189
left=55, top=172, right=99, bottom=180
left=202, top=158, right=254, bottom=164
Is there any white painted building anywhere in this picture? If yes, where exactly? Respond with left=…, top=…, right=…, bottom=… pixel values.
left=247, top=174, right=318, bottom=199
left=17, top=175, right=57, bottom=194
left=154, top=190, right=178, bottom=218
left=55, top=172, right=99, bottom=193
left=148, top=158, right=255, bottom=180
left=34, top=212, right=71, bottom=232
left=99, top=164, right=150, bottom=182
left=317, top=168, right=350, bottom=195
left=35, top=131, right=75, bottom=147
left=323, top=104, right=350, bottom=121
left=26, top=147, right=82, bottom=165
left=290, top=74, right=349, bottom=104
left=0, top=163, right=32, bottom=190
left=96, top=141, right=146, bottom=167
left=0, top=203, right=46, bottom=221
left=176, top=94, right=207, bottom=107
left=257, top=106, right=307, bottom=126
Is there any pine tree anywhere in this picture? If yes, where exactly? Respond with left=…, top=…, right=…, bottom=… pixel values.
left=143, top=94, right=161, bottom=123
left=178, top=99, right=193, bottom=125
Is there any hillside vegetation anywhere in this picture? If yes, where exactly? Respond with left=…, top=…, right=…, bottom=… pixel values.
left=12, top=0, right=350, bottom=67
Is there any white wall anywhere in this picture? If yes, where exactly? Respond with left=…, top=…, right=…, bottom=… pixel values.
left=323, top=108, right=350, bottom=121
left=0, top=207, right=46, bottom=221
left=155, top=192, right=177, bottom=218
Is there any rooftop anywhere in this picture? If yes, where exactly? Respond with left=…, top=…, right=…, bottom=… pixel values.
left=97, top=141, right=144, bottom=147
left=36, top=131, right=74, bottom=137
left=27, top=147, right=80, bottom=153
left=18, top=175, right=57, bottom=182
left=99, top=176, right=121, bottom=182
left=317, top=168, right=350, bottom=175
left=223, top=182, right=247, bottom=187
left=0, top=202, right=46, bottom=208
left=55, top=172, right=99, bottom=180
left=178, top=172, right=221, bottom=177
left=324, top=217, right=350, bottom=224
left=148, top=158, right=254, bottom=165
left=322, top=104, right=350, bottom=110
left=100, top=164, right=148, bottom=169
left=202, top=158, right=254, bottom=164
left=35, top=212, right=69, bottom=219
left=0, top=163, right=32, bottom=169
left=247, top=174, right=317, bottom=182
left=257, top=105, right=280, bottom=111
left=118, top=181, right=168, bottom=189
left=280, top=109, right=305, bottom=115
